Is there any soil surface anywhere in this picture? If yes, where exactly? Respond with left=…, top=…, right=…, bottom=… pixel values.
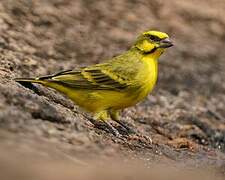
left=0, top=0, right=225, bottom=179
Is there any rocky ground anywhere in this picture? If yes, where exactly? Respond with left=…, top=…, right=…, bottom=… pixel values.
left=0, top=0, right=225, bottom=179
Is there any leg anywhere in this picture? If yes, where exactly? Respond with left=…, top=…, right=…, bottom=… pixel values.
left=109, top=109, right=135, bottom=134
left=93, top=111, right=121, bottom=137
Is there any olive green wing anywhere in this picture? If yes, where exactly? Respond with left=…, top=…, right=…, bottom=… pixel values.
left=40, top=65, right=129, bottom=90
left=39, top=50, right=143, bottom=91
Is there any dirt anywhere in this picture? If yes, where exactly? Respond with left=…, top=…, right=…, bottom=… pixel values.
left=0, top=0, right=225, bottom=179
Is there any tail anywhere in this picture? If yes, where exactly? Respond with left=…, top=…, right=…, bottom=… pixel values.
left=14, top=77, right=45, bottom=84
left=15, top=70, right=79, bottom=99
left=15, top=70, right=73, bottom=84
left=14, top=77, right=48, bottom=93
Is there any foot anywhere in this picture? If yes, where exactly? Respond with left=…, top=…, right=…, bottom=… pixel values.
left=109, top=110, right=136, bottom=134
left=83, top=114, right=121, bottom=137
left=114, top=120, right=136, bottom=134
left=104, top=121, right=121, bottom=137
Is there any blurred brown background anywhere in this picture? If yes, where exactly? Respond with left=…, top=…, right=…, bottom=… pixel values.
left=0, top=0, right=225, bottom=179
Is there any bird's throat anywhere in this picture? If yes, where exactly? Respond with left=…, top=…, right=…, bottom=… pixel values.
left=145, top=48, right=165, bottom=60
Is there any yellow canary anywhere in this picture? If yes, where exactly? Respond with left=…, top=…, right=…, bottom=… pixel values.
left=15, top=30, right=173, bottom=134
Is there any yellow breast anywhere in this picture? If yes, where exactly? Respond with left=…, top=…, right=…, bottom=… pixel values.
left=134, top=55, right=158, bottom=101
left=80, top=56, right=158, bottom=112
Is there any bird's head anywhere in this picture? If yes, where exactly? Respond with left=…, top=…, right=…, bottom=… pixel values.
left=134, top=30, right=173, bottom=55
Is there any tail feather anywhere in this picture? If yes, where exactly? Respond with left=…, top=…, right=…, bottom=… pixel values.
left=14, top=77, right=40, bottom=83
left=15, top=75, right=72, bottom=95
left=14, top=77, right=45, bottom=92
left=15, top=69, right=74, bottom=83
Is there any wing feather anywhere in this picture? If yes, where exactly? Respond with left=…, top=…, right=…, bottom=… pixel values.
left=39, top=51, right=144, bottom=91
left=42, top=66, right=129, bottom=90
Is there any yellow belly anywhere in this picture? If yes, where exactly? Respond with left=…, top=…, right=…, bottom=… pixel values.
left=70, top=83, right=156, bottom=113
left=67, top=75, right=157, bottom=113
left=69, top=90, right=139, bottom=112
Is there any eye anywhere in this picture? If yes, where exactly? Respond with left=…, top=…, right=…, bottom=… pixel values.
left=148, top=35, right=161, bottom=42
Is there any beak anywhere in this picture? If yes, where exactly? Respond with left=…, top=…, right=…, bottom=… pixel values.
left=159, top=38, right=173, bottom=48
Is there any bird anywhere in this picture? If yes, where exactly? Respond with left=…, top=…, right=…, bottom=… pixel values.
left=15, top=30, right=173, bottom=136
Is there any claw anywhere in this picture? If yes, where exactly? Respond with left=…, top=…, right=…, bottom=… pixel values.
left=104, top=121, right=121, bottom=137
left=114, top=120, right=136, bottom=134
left=109, top=110, right=135, bottom=134
left=83, top=113, right=122, bottom=137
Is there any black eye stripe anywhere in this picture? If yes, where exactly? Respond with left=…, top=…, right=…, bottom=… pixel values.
left=147, top=35, right=161, bottom=41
